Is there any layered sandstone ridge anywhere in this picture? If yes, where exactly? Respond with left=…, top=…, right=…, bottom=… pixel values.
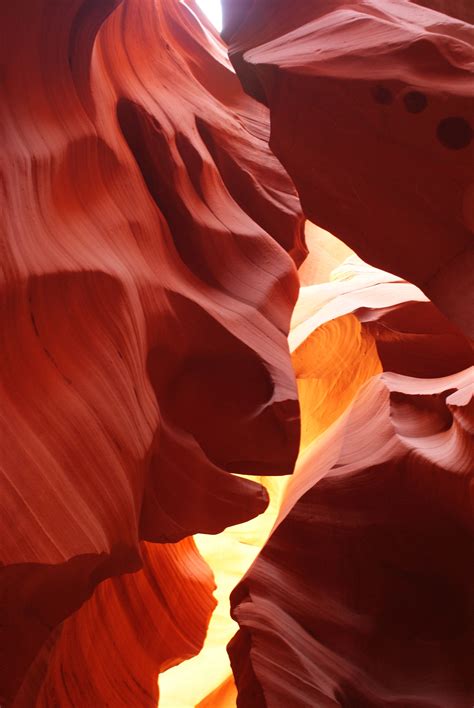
left=222, top=0, right=474, bottom=336
left=1, top=0, right=304, bottom=703
left=230, top=366, right=474, bottom=707
left=2, top=1, right=473, bottom=707
left=229, top=242, right=474, bottom=707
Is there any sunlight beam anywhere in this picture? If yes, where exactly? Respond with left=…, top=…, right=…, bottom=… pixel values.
left=197, top=0, right=222, bottom=31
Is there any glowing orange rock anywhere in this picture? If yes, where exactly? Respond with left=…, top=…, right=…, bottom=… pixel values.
left=293, top=314, right=382, bottom=450
left=3, top=0, right=473, bottom=704
left=227, top=251, right=474, bottom=706
left=292, top=256, right=473, bottom=384
left=229, top=367, right=474, bottom=707
left=178, top=252, right=471, bottom=707
left=0, top=0, right=304, bottom=702
left=13, top=539, right=215, bottom=707
left=196, top=676, right=238, bottom=708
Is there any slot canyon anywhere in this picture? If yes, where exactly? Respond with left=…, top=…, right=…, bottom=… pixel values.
left=1, top=0, right=473, bottom=706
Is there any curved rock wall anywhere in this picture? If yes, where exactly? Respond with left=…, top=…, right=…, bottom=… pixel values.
left=2, top=1, right=473, bottom=706
left=222, top=0, right=474, bottom=336
left=1, top=0, right=304, bottom=703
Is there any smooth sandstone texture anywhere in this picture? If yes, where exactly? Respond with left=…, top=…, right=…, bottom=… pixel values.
left=228, top=250, right=474, bottom=707
left=222, top=0, right=474, bottom=336
left=1, top=0, right=305, bottom=703
left=228, top=245, right=474, bottom=708
left=12, top=538, right=215, bottom=707
left=3, top=0, right=474, bottom=706
left=230, top=366, right=474, bottom=707
left=173, top=247, right=473, bottom=707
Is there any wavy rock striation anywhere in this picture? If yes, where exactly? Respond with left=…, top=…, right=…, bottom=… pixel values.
left=0, top=0, right=304, bottom=703
left=230, top=365, right=474, bottom=707
left=222, top=0, right=474, bottom=335
left=13, top=538, right=215, bottom=707
left=229, top=252, right=474, bottom=707
left=3, top=0, right=473, bottom=705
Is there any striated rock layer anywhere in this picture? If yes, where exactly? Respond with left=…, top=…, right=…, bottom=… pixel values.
left=2, top=0, right=473, bottom=705
left=222, top=0, right=474, bottom=336
left=229, top=248, right=474, bottom=707
left=0, top=0, right=305, bottom=703
left=159, top=239, right=474, bottom=706
left=13, top=539, right=215, bottom=707
left=230, top=368, right=474, bottom=707
left=220, top=1, right=474, bottom=695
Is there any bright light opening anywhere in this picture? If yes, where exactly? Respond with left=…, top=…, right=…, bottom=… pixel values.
left=197, top=0, right=222, bottom=31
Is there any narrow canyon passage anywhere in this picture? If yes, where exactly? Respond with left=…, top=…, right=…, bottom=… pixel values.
left=1, top=1, right=473, bottom=707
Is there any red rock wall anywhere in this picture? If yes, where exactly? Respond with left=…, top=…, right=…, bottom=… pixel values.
left=230, top=369, right=474, bottom=707
left=229, top=267, right=474, bottom=706
left=222, top=0, right=474, bottom=336
left=1, top=0, right=304, bottom=703
left=2, top=1, right=473, bottom=706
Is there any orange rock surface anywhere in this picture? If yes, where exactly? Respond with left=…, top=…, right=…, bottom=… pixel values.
left=228, top=245, right=473, bottom=707
left=1, top=0, right=304, bottom=703
left=230, top=365, right=474, bottom=707
left=2, top=1, right=473, bottom=706
left=13, top=539, right=215, bottom=707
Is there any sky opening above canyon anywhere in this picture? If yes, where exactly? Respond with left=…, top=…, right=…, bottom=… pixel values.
left=197, top=0, right=222, bottom=30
